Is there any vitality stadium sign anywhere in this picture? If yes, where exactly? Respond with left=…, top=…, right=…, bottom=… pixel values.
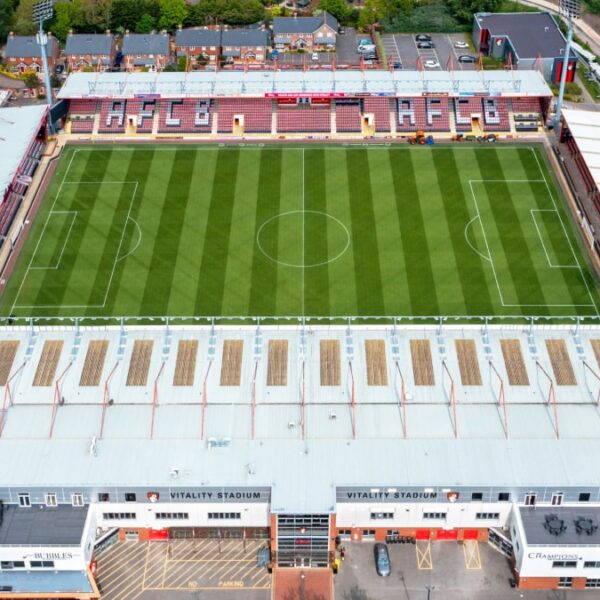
left=337, top=488, right=444, bottom=502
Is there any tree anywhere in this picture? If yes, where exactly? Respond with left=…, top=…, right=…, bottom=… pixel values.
left=111, top=0, right=160, bottom=31
left=50, top=2, right=75, bottom=42
left=447, top=0, right=501, bottom=22
left=317, top=0, right=350, bottom=22
left=0, top=0, right=15, bottom=43
left=136, top=13, right=156, bottom=32
left=177, top=55, right=187, bottom=71
left=22, top=70, right=40, bottom=89
left=158, top=0, right=187, bottom=30
left=81, top=0, right=112, bottom=31
left=14, top=0, right=37, bottom=35
left=358, top=0, right=379, bottom=29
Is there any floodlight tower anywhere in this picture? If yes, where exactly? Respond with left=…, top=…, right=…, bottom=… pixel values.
left=554, top=0, right=580, bottom=132
left=32, top=0, right=55, bottom=109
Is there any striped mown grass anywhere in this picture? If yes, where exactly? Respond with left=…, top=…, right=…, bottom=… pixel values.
left=1, top=143, right=598, bottom=320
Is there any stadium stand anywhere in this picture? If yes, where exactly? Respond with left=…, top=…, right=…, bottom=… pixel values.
left=363, top=97, right=391, bottom=132
left=217, top=98, right=273, bottom=133
left=132, top=99, right=157, bottom=133
left=173, top=340, right=198, bottom=386
left=98, top=99, right=127, bottom=133
left=453, top=97, right=484, bottom=131
left=267, top=340, right=288, bottom=386
left=335, top=100, right=361, bottom=133
left=220, top=340, right=243, bottom=386
left=277, top=102, right=331, bottom=133
left=481, top=97, right=510, bottom=131
left=365, top=340, right=387, bottom=386
left=410, top=339, right=435, bottom=386
left=70, top=117, right=95, bottom=133
left=33, top=340, right=63, bottom=387
left=320, top=340, right=340, bottom=386
left=69, top=99, right=98, bottom=114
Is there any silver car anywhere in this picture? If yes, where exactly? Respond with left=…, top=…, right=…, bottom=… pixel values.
left=374, top=543, right=391, bottom=577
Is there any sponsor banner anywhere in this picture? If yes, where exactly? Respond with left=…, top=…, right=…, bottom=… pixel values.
left=134, top=94, right=161, bottom=99
left=337, top=488, right=448, bottom=502
left=265, top=92, right=346, bottom=99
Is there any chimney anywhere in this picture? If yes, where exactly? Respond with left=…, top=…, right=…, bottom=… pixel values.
left=125, top=29, right=130, bottom=35
left=106, top=29, right=111, bottom=35
left=9, top=31, right=14, bottom=37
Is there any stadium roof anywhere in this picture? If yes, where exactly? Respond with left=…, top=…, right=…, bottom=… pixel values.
left=0, top=104, right=47, bottom=199
left=57, top=69, right=552, bottom=100
left=562, top=108, right=600, bottom=190
left=65, top=33, right=114, bottom=56
left=1, top=324, right=600, bottom=512
left=474, top=12, right=572, bottom=60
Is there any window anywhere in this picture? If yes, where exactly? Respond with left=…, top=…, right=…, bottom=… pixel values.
left=558, top=577, right=573, bottom=588
left=98, top=493, right=110, bottom=502
left=362, top=530, right=375, bottom=537
left=370, top=512, right=394, bottom=520
left=0, top=561, right=25, bottom=569
left=125, top=493, right=136, bottom=502
left=524, top=493, right=536, bottom=506
left=18, top=493, right=30, bottom=507
left=580, top=493, right=591, bottom=502
left=552, top=561, right=577, bottom=568
left=498, top=493, right=510, bottom=502
left=475, top=513, right=500, bottom=520
left=423, top=512, right=446, bottom=520
left=45, top=493, right=57, bottom=507
left=471, top=492, right=483, bottom=501
left=103, top=512, right=136, bottom=520
left=586, top=579, right=600, bottom=588
left=207, top=512, right=241, bottom=520
left=29, top=561, right=55, bottom=568
left=551, top=492, right=564, bottom=506
left=584, top=561, right=600, bottom=568
left=156, top=512, right=189, bottom=520
left=72, top=493, right=84, bottom=507
left=338, top=529, right=351, bottom=536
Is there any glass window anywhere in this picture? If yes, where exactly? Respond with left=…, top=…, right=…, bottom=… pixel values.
left=45, top=493, right=57, bottom=507
left=125, top=493, right=136, bottom=502
left=72, top=493, right=84, bottom=507
left=18, top=493, right=30, bottom=507
left=579, top=493, right=591, bottom=502
left=498, top=493, right=510, bottom=502
left=471, top=492, right=483, bottom=501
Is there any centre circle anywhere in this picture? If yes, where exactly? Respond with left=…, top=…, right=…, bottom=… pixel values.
left=257, top=210, right=350, bottom=268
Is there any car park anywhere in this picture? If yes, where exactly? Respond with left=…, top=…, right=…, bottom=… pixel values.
left=417, top=41, right=434, bottom=49
left=415, top=34, right=431, bottom=42
left=458, top=55, right=476, bottom=63
left=374, top=543, right=391, bottom=577
left=454, top=41, right=469, bottom=49
left=424, top=59, right=440, bottom=68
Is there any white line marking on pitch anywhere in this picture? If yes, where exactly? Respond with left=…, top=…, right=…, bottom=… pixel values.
left=116, top=217, right=143, bottom=263
left=301, top=148, right=305, bottom=318
left=29, top=211, right=78, bottom=271
left=530, top=209, right=578, bottom=269
left=464, top=216, right=491, bottom=263
left=530, top=146, right=599, bottom=316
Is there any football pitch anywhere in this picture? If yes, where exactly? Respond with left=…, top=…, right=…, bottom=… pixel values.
left=1, top=143, right=599, bottom=320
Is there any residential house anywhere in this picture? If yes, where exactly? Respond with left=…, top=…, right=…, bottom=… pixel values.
left=175, top=28, right=221, bottom=64
left=272, top=12, right=338, bottom=52
left=221, top=29, right=270, bottom=63
left=122, top=32, right=170, bottom=72
left=472, top=12, right=577, bottom=83
left=4, top=33, right=60, bottom=76
left=65, top=32, right=116, bottom=72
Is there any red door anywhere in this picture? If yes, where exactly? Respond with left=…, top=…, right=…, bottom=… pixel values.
left=463, top=529, right=479, bottom=540
left=416, top=529, right=431, bottom=540
left=149, top=528, right=169, bottom=540
left=436, top=529, right=458, bottom=541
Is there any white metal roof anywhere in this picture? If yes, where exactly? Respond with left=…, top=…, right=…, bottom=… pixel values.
left=1, top=323, right=600, bottom=511
left=57, top=69, right=553, bottom=100
left=0, top=104, right=47, bottom=198
left=562, top=108, right=600, bottom=190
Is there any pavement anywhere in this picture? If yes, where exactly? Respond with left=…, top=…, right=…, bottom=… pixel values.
left=381, top=33, right=477, bottom=71
left=334, top=541, right=587, bottom=600
left=95, top=538, right=271, bottom=600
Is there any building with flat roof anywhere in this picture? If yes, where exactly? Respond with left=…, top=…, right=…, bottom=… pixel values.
left=0, top=322, right=600, bottom=590
left=473, top=12, right=577, bottom=83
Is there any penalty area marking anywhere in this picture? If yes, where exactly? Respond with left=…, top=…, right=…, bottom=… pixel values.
left=468, top=179, right=596, bottom=310
left=28, top=211, right=77, bottom=271
left=12, top=173, right=140, bottom=311
left=530, top=209, right=579, bottom=269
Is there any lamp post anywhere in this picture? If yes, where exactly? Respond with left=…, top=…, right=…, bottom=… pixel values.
left=554, top=0, right=581, bottom=133
left=32, top=0, right=54, bottom=112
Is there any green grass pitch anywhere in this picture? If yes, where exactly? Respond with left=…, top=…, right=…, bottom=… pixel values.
left=1, top=143, right=599, bottom=320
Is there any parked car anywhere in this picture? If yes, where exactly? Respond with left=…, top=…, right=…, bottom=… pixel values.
left=358, top=38, right=371, bottom=47
left=415, top=34, right=432, bottom=42
left=424, top=59, right=440, bottom=68
left=392, top=61, right=402, bottom=69
left=338, top=26, right=345, bottom=35
left=358, top=44, right=376, bottom=54
left=311, top=52, right=319, bottom=62
left=458, top=55, right=476, bottom=63
left=417, top=41, right=434, bottom=49
left=374, top=543, right=391, bottom=577
left=454, top=41, right=469, bottom=49
left=363, top=53, right=377, bottom=61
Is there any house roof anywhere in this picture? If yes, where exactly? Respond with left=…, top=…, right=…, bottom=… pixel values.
left=474, top=12, right=573, bottom=60
left=5, top=35, right=58, bottom=58
left=222, top=29, right=269, bottom=47
left=122, top=33, right=170, bottom=56
left=273, top=12, right=338, bottom=35
left=65, top=33, right=114, bottom=56
left=176, top=28, right=221, bottom=47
